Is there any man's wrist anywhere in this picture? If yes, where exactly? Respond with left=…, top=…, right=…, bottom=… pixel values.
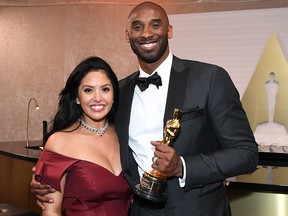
left=175, top=157, right=183, bottom=178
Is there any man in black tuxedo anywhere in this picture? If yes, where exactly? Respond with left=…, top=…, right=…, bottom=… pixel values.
left=30, top=2, right=258, bottom=216
left=115, top=1, right=258, bottom=216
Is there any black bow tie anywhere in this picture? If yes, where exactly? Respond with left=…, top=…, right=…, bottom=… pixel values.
left=135, top=72, right=162, bottom=92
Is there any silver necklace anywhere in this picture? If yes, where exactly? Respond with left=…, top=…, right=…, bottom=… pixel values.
left=79, top=118, right=109, bottom=136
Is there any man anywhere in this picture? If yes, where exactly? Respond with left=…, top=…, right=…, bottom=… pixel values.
left=31, top=2, right=259, bottom=216
left=115, top=2, right=258, bottom=215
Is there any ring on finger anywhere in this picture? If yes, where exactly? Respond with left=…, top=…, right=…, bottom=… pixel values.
left=152, top=156, right=159, bottom=164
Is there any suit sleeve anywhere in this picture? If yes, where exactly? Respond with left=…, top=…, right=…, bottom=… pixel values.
left=183, top=66, right=259, bottom=189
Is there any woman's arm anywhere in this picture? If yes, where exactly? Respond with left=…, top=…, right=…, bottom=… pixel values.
left=42, top=172, right=66, bottom=216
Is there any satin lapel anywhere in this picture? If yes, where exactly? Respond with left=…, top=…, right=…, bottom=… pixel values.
left=116, top=72, right=139, bottom=178
left=164, top=57, right=189, bottom=125
left=118, top=78, right=137, bottom=132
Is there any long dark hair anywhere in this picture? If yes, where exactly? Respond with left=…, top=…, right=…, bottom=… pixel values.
left=44, top=56, right=119, bottom=143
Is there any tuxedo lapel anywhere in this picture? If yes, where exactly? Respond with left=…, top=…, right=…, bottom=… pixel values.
left=117, top=72, right=139, bottom=181
left=164, top=56, right=189, bottom=124
left=118, top=75, right=137, bottom=128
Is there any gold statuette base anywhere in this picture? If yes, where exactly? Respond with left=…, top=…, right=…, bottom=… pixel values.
left=134, top=171, right=167, bottom=203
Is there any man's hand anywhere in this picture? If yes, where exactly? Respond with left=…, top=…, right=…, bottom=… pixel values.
left=151, top=141, right=183, bottom=178
left=31, top=166, right=56, bottom=210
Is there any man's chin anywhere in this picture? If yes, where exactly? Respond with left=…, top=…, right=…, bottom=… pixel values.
left=139, top=54, right=160, bottom=63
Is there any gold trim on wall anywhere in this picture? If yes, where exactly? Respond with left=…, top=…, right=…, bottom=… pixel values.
left=1, top=0, right=288, bottom=14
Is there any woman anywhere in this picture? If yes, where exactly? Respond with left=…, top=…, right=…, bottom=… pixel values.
left=35, top=56, right=132, bottom=216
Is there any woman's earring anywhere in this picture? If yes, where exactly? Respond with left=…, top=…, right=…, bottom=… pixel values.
left=75, top=98, right=80, bottom=105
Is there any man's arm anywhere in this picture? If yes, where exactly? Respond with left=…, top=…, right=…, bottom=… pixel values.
left=30, top=166, right=56, bottom=210
left=183, top=66, right=258, bottom=187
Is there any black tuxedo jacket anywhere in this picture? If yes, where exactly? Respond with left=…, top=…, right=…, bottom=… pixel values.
left=115, top=56, right=259, bottom=216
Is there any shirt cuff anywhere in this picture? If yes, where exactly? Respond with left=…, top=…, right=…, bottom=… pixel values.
left=178, top=156, right=186, bottom=187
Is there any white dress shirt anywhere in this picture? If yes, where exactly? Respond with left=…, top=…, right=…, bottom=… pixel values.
left=129, top=53, right=186, bottom=186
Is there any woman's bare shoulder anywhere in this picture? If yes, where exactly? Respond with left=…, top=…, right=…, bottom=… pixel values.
left=44, top=131, right=69, bottom=153
left=45, top=123, right=80, bottom=153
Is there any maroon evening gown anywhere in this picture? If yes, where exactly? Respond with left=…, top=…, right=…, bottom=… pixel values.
left=36, top=149, right=132, bottom=216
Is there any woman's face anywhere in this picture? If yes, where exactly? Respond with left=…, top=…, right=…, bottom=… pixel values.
left=76, top=70, right=114, bottom=126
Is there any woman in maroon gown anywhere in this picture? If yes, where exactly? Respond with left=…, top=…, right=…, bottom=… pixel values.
left=35, top=56, right=132, bottom=216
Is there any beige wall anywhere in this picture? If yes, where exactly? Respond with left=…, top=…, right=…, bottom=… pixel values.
left=1, top=0, right=288, bottom=142
left=0, top=2, right=136, bottom=142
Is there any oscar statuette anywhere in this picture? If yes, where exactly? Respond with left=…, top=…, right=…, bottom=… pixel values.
left=134, top=108, right=183, bottom=203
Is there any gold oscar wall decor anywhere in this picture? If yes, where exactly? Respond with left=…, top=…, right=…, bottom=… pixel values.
left=241, top=33, right=288, bottom=153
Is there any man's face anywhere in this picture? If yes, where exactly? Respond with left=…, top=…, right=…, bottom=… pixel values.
left=126, top=4, right=172, bottom=64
